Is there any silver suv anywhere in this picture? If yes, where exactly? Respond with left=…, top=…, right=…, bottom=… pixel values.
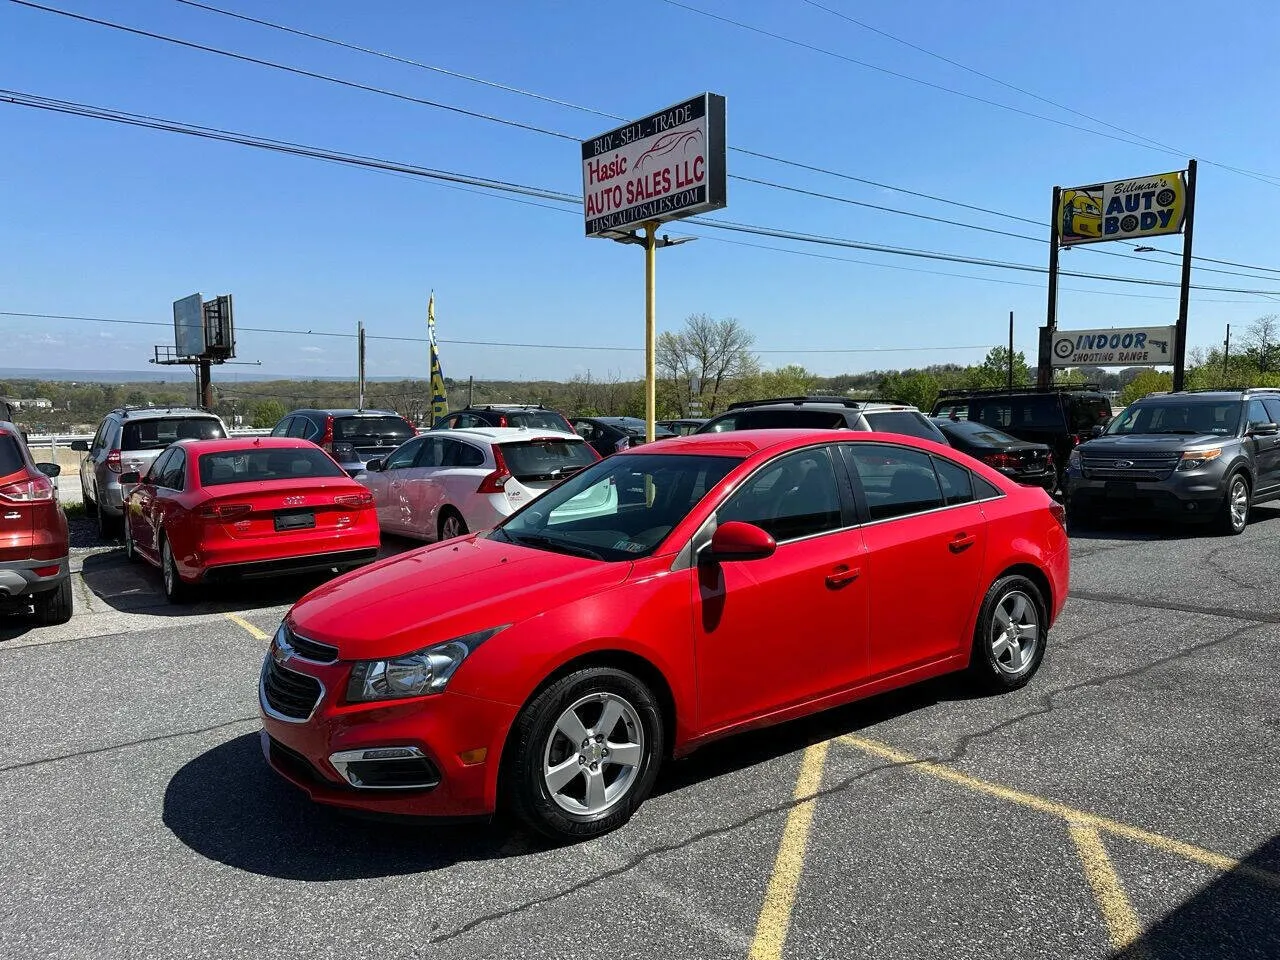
left=73, top=407, right=227, bottom=536
left=695, top=396, right=950, bottom=444
left=1065, top=388, right=1280, bottom=535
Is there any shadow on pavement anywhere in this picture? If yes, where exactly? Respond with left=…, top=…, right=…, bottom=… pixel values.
left=163, top=733, right=518, bottom=881
left=1070, top=503, right=1280, bottom=543
left=1113, top=833, right=1280, bottom=959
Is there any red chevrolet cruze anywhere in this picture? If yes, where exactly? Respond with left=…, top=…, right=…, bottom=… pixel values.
left=260, top=430, right=1069, bottom=840
left=122, top=437, right=379, bottom=602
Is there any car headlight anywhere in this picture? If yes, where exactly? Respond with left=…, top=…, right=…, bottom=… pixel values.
left=345, top=626, right=509, bottom=702
left=1067, top=449, right=1081, bottom=470
left=1177, top=447, right=1222, bottom=470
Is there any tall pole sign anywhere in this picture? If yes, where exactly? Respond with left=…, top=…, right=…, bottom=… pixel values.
left=582, top=93, right=726, bottom=441
left=1042, top=166, right=1194, bottom=387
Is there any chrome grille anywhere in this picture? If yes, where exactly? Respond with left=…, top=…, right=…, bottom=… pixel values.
left=1082, top=455, right=1179, bottom=481
left=261, top=659, right=323, bottom=721
left=286, top=628, right=338, bottom=664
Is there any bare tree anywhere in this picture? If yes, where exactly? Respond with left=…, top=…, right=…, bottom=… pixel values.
left=656, top=314, right=758, bottom=415
left=1244, top=315, right=1280, bottom=372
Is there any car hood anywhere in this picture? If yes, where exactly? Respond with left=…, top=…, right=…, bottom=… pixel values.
left=1080, top=434, right=1224, bottom=455
left=286, top=534, right=632, bottom=660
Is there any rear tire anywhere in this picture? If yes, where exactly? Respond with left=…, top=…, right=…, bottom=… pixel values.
left=968, top=575, right=1047, bottom=693
left=438, top=508, right=467, bottom=542
left=1216, top=472, right=1250, bottom=536
left=33, top=578, right=74, bottom=626
left=161, top=536, right=194, bottom=604
left=506, top=667, right=664, bottom=842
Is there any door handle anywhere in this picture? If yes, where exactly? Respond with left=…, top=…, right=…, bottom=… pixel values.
left=949, top=532, right=977, bottom=553
left=825, top=565, right=861, bottom=588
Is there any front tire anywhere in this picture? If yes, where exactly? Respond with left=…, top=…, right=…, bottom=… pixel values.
left=506, top=667, right=664, bottom=841
left=161, top=536, right=194, bottom=604
left=969, top=575, right=1047, bottom=693
left=1217, top=472, right=1250, bottom=536
left=33, top=578, right=74, bottom=626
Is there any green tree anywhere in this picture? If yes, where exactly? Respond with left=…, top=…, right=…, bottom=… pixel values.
left=878, top=370, right=941, bottom=410
left=1120, top=370, right=1173, bottom=406
left=251, top=399, right=287, bottom=428
left=975, top=347, right=1030, bottom=388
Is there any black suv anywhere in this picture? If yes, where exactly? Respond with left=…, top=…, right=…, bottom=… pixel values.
left=270, top=409, right=417, bottom=476
left=1065, top=388, right=1280, bottom=535
left=433, top=404, right=573, bottom=433
left=696, top=396, right=949, bottom=444
left=931, top=386, right=1112, bottom=487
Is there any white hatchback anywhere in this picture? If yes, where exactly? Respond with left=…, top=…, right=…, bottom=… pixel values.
left=358, top=427, right=606, bottom=541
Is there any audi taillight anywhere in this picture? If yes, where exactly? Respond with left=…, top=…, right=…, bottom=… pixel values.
left=982, top=452, right=1020, bottom=472
left=106, top=449, right=122, bottom=473
left=198, top=503, right=252, bottom=520
left=0, top=474, right=54, bottom=502
left=477, top=445, right=512, bottom=493
left=334, top=491, right=374, bottom=507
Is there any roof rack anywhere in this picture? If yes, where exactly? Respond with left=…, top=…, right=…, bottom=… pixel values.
left=727, top=395, right=862, bottom=411
left=1175, top=386, right=1280, bottom=395
left=109, top=405, right=202, bottom=418
left=934, top=383, right=1101, bottom=399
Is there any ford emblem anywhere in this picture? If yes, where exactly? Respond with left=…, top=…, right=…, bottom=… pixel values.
left=1114, top=460, right=1133, bottom=469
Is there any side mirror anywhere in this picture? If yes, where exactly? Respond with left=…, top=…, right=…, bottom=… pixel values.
left=35, top=463, right=61, bottom=478
left=703, top=521, right=777, bottom=563
left=1250, top=422, right=1280, bottom=437
left=70, top=440, right=89, bottom=452
left=364, top=458, right=383, bottom=472
left=119, top=471, right=142, bottom=486
left=1090, top=425, right=1105, bottom=438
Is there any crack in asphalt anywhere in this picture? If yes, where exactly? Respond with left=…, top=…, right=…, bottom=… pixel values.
left=1070, top=589, right=1280, bottom=624
left=434, top=619, right=1264, bottom=944
left=1199, top=534, right=1279, bottom=592
left=0, top=716, right=259, bottom=775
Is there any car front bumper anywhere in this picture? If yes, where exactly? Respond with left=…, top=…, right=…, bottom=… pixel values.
left=1065, top=468, right=1227, bottom=518
left=0, top=556, right=70, bottom=599
left=259, top=654, right=518, bottom=819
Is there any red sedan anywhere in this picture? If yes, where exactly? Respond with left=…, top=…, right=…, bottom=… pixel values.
left=259, top=430, right=1069, bottom=840
left=122, top=437, right=379, bottom=603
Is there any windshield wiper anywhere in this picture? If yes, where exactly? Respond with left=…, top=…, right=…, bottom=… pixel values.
left=1152, top=429, right=1199, bottom=435
left=506, top=533, right=606, bottom=561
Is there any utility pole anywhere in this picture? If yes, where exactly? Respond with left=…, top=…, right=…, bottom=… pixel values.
left=468, top=375, right=474, bottom=406
left=1222, top=323, right=1231, bottom=387
left=1008, top=311, right=1015, bottom=391
left=357, top=320, right=366, bottom=410
left=1039, top=187, right=1062, bottom=389
left=1172, top=159, right=1198, bottom=392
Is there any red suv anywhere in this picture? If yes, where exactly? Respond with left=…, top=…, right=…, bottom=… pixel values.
left=260, top=430, right=1068, bottom=840
left=0, top=422, right=72, bottom=624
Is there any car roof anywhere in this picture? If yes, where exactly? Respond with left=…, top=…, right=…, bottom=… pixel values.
left=631, top=428, right=947, bottom=457
left=173, top=437, right=323, bottom=453
left=437, top=427, right=583, bottom=443
left=111, top=406, right=217, bottom=420
left=1135, top=392, right=1245, bottom=403
left=288, top=408, right=402, bottom=417
left=459, top=403, right=554, bottom=411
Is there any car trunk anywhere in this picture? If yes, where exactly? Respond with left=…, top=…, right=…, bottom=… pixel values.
left=196, top=482, right=372, bottom=540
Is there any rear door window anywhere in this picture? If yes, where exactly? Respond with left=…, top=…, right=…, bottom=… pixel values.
left=933, top=457, right=975, bottom=506
left=844, top=444, right=945, bottom=521
left=863, top=411, right=946, bottom=442
left=444, top=440, right=486, bottom=468
left=287, top=417, right=313, bottom=439
left=122, top=417, right=225, bottom=451
left=0, top=434, right=25, bottom=477
left=501, top=439, right=596, bottom=481
left=334, top=416, right=414, bottom=443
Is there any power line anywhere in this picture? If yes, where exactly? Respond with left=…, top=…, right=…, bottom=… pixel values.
left=661, top=0, right=1280, bottom=189
left=8, top=88, right=1280, bottom=302
left=22, top=0, right=1280, bottom=279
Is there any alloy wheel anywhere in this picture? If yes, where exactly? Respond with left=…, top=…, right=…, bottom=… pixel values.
left=542, top=693, right=645, bottom=817
left=991, top=590, right=1039, bottom=676
left=1230, top=477, right=1249, bottom=531
left=442, top=514, right=463, bottom=539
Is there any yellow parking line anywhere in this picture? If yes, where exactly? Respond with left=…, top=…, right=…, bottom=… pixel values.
left=748, top=740, right=831, bottom=960
left=224, top=613, right=270, bottom=641
left=840, top=734, right=1280, bottom=891
left=1068, top=821, right=1145, bottom=953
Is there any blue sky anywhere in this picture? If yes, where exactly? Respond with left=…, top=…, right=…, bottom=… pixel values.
left=2, top=0, right=1279, bottom=382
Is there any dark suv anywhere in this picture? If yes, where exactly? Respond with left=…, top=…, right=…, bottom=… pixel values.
left=432, top=404, right=573, bottom=433
left=696, top=396, right=949, bottom=444
left=271, top=409, right=417, bottom=476
left=1065, top=388, right=1280, bottom=535
left=931, top=386, right=1112, bottom=487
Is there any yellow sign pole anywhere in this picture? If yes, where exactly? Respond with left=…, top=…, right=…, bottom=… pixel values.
left=644, top=220, right=658, bottom=443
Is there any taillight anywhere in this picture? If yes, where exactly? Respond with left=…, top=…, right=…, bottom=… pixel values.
left=1049, top=501, right=1067, bottom=529
left=477, top=445, right=512, bottom=493
left=0, top=474, right=54, bottom=502
left=1071, top=434, right=1082, bottom=446
left=106, top=449, right=122, bottom=473
left=982, top=452, right=1020, bottom=471
left=403, top=418, right=418, bottom=436
left=198, top=503, right=252, bottom=520
left=319, top=415, right=335, bottom=454
left=497, top=415, right=509, bottom=427
left=334, top=491, right=374, bottom=507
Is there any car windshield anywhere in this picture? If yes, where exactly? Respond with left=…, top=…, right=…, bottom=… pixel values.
left=493, top=453, right=740, bottom=561
left=499, top=438, right=597, bottom=482
left=1106, top=402, right=1241, bottom=436
left=198, top=447, right=347, bottom=485
left=335, top=416, right=414, bottom=442
left=938, top=420, right=1019, bottom=445
left=864, top=410, right=946, bottom=442
left=503, top=411, right=572, bottom=431
left=122, top=417, right=225, bottom=451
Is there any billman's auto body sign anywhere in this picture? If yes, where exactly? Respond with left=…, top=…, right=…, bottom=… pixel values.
left=1057, top=170, right=1187, bottom=247
left=582, top=93, right=727, bottom=238
left=1051, top=325, right=1177, bottom=367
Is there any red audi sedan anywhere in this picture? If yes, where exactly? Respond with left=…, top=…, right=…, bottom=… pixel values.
left=260, top=430, right=1069, bottom=840
left=122, top=437, right=379, bottom=603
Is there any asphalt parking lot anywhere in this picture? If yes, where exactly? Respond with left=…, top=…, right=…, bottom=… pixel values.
left=3, top=511, right=1278, bottom=960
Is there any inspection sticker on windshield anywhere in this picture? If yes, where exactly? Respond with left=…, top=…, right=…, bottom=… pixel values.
left=613, top=539, right=646, bottom=553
